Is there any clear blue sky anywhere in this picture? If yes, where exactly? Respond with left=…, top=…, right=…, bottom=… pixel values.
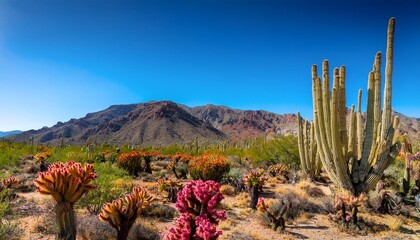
left=0, top=0, right=419, bottom=131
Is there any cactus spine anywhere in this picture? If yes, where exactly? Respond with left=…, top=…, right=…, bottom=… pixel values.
left=297, top=113, right=321, bottom=180
left=309, top=18, right=400, bottom=195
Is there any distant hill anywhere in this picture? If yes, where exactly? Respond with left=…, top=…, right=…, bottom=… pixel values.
left=0, top=130, right=22, bottom=137
left=6, top=101, right=419, bottom=146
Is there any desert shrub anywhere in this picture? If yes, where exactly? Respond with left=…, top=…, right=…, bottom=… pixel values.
left=141, top=203, right=177, bottom=219
left=267, top=164, right=290, bottom=183
left=220, top=185, right=236, bottom=196
left=0, top=141, right=33, bottom=168
left=117, top=150, right=158, bottom=176
left=168, top=153, right=193, bottom=179
left=157, top=178, right=181, bottom=203
left=221, top=168, right=246, bottom=193
left=94, top=150, right=118, bottom=163
left=257, top=198, right=292, bottom=231
left=189, top=154, right=230, bottom=182
left=296, top=181, right=325, bottom=198
left=78, top=162, right=132, bottom=215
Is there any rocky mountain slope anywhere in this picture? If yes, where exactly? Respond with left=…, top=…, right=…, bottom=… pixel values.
left=5, top=101, right=419, bottom=146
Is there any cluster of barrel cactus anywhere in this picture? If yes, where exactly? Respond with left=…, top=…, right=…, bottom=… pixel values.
left=189, top=154, right=231, bottom=182
left=99, top=186, right=154, bottom=240
left=34, top=161, right=97, bottom=240
left=257, top=197, right=292, bottom=231
left=332, top=191, right=367, bottom=224
left=164, top=180, right=226, bottom=240
left=244, top=169, right=268, bottom=209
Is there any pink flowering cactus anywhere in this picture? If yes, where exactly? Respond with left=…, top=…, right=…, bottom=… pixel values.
left=164, top=180, right=226, bottom=240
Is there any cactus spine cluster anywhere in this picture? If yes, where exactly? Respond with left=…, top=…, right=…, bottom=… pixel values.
left=297, top=115, right=322, bottom=180
left=99, top=186, right=153, bottom=240
left=34, top=161, right=97, bottom=240
left=308, top=18, right=400, bottom=194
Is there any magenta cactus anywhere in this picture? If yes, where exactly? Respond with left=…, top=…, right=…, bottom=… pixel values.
left=164, top=180, right=226, bottom=240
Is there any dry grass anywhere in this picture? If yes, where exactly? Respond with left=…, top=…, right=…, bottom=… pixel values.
left=220, top=184, right=236, bottom=196
left=232, top=192, right=249, bottom=208
left=388, top=216, right=406, bottom=232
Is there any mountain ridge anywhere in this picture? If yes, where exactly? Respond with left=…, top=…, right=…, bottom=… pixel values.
left=4, top=101, right=419, bottom=146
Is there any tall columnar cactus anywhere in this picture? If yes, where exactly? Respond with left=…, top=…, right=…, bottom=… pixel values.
left=34, top=161, right=97, bottom=240
left=308, top=18, right=400, bottom=194
left=164, top=180, right=226, bottom=240
left=244, top=169, right=268, bottom=209
left=297, top=114, right=322, bottom=180
left=99, top=187, right=153, bottom=240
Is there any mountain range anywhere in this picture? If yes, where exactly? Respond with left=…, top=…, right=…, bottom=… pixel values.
left=0, top=130, right=22, bottom=137
left=4, top=101, right=419, bottom=146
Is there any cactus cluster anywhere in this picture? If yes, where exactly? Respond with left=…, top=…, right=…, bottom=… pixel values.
left=34, top=161, right=97, bottom=240
left=99, top=186, right=153, bottom=240
left=164, top=180, right=226, bottom=240
left=244, top=169, right=268, bottom=209
left=332, top=191, right=367, bottom=224
left=0, top=176, right=20, bottom=189
left=297, top=116, right=322, bottom=180
left=157, top=177, right=181, bottom=203
left=118, top=151, right=162, bottom=176
left=189, top=154, right=230, bottom=182
left=34, top=151, right=51, bottom=163
left=303, top=18, right=400, bottom=195
left=257, top=197, right=292, bottom=231
left=168, top=153, right=193, bottom=179
left=267, top=164, right=291, bottom=183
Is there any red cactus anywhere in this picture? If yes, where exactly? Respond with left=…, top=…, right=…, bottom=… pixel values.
left=164, top=180, right=226, bottom=240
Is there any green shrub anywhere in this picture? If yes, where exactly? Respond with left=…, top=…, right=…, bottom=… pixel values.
left=77, top=162, right=132, bottom=214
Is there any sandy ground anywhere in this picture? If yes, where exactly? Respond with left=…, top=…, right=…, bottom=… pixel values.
left=6, top=181, right=419, bottom=240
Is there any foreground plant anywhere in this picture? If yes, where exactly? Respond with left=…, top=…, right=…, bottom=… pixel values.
left=157, top=177, right=181, bottom=203
left=257, top=198, right=292, bottom=231
left=244, top=169, right=268, bottom=209
left=164, top=180, right=226, bottom=240
left=34, top=161, right=97, bottom=240
left=331, top=191, right=367, bottom=225
left=99, top=186, right=153, bottom=240
left=302, top=18, right=399, bottom=195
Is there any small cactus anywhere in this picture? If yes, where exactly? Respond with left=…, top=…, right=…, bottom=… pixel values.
left=257, top=198, right=291, bottom=231
left=244, top=169, right=268, bottom=209
left=99, top=186, right=153, bottom=240
left=34, top=161, right=97, bottom=240
left=332, top=191, right=367, bottom=224
left=0, top=176, right=20, bottom=189
left=157, top=177, right=181, bottom=203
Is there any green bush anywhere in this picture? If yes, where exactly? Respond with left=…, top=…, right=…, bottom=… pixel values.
left=77, top=162, right=132, bottom=214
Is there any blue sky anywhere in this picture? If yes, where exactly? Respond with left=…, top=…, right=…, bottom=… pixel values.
left=0, top=0, right=419, bottom=131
